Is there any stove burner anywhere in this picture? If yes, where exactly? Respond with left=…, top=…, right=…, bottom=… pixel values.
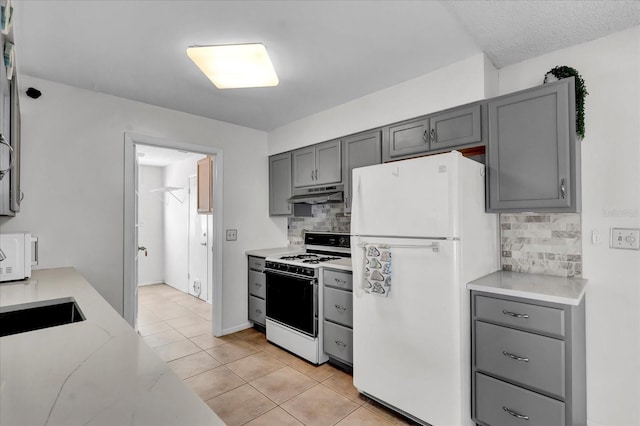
left=301, top=256, right=342, bottom=264
left=278, top=254, right=342, bottom=264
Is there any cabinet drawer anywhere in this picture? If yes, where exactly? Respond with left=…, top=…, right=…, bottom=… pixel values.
left=323, top=269, right=352, bottom=291
left=249, top=296, right=266, bottom=325
left=248, top=256, right=265, bottom=271
left=476, top=321, right=565, bottom=398
left=323, top=320, right=353, bottom=365
left=475, top=373, right=565, bottom=426
left=324, top=286, right=353, bottom=328
left=475, top=295, right=565, bottom=337
left=248, top=270, right=266, bottom=298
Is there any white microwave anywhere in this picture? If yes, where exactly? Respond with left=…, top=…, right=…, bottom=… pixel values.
left=0, top=233, right=38, bottom=282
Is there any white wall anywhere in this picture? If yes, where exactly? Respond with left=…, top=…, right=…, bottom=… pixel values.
left=162, top=156, right=198, bottom=293
left=497, top=26, right=640, bottom=426
left=268, top=54, right=491, bottom=155
left=0, top=75, right=286, bottom=334
left=137, top=165, right=164, bottom=285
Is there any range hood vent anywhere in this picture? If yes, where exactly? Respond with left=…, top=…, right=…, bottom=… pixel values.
left=288, top=184, right=344, bottom=205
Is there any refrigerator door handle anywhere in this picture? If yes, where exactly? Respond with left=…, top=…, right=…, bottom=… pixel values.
left=357, top=242, right=440, bottom=252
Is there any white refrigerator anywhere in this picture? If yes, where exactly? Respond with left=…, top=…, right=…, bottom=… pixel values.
left=351, top=151, right=499, bottom=426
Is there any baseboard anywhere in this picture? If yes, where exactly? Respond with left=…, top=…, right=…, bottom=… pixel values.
left=137, top=281, right=164, bottom=286
left=222, top=322, right=253, bottom=336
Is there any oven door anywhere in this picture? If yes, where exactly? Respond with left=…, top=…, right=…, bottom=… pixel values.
left=265, top=270, right=317, bottom=337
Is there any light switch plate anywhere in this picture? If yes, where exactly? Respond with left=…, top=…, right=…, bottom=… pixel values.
left=226, top=229, right=237, bottom=241
left=610, top=228, right=640, bottom=250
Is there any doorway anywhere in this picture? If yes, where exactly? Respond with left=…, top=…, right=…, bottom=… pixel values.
left=124, top=132, right=223, bottom=337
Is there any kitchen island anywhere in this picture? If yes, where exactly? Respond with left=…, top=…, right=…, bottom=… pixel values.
left=0, top=268, right=224, bottom=426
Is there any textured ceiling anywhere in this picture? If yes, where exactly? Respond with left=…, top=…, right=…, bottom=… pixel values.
left=445, top=0, right=640, bottom=68
left=13, top=1, right=640, bottom=131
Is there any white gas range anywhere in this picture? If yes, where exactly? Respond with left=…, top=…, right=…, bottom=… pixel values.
left=264, top=232, right=350, bottom=364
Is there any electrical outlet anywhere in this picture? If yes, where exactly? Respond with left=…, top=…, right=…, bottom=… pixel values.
left=226, top=229, right=237, bottom=241
left=610, top=228, right=640, bottom=250
left=591, top=228, right=600, bottom=245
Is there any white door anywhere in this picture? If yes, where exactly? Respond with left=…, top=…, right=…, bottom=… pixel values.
left=350, top=151, right=462, bottom=239
left=351, top=235, right=469, bottom=426
left=188, top=176, right=208, bottom=301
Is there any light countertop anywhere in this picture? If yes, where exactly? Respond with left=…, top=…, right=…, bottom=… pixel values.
left=245, top=246, right=302, bottom=258
left=321, top=257, right=353, bottom=272
left=0, top=268, right=224, bottom=426
left=467, top=270, right=588, bottom=305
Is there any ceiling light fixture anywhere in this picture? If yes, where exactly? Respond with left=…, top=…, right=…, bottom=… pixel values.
left=186, top=43, right=279, bottom=89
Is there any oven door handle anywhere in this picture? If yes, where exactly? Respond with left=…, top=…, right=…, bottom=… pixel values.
left=265, top=269, right=317, bottom=283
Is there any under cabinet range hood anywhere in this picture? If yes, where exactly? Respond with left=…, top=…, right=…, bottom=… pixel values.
left=287, top=184, right=344, bottom=205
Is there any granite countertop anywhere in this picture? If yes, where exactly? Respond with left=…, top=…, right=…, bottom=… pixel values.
left=467, top=270, right=588, bottom=306
left=0, top=268, right=224, bottom=426
left=245, top=246, right=302, bottom=258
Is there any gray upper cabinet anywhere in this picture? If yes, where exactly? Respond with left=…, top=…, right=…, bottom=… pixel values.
left=487, top=78, right=580, bottom=212
left=292, top=140, right=341, bottom=188
left=385, top=117, right=430, bottom=160
left=429, top=104, right=482, bottom=150
left=383, top=102, right=485, bottom=162
left=343, top=130, right=381, bottom=213
left=269, top=152, right=292, bottom=216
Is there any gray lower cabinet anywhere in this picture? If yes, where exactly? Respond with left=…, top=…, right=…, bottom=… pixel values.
left=322, top=268, right=353, bottom=366
left=471, top=291, right=586, bottom=426
left=342, top=130, right=381, bottom=213
left=486, top=77, right=580, bottom=212
left=248, top=256, right=266, bottom=327
left=292, top=140, right=341, bottom=188
left=269, top=152, right=292, bottom=216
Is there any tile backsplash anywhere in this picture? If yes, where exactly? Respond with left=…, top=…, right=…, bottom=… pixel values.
left=287, top=203, right=351, bottom=245
left=287, top=205, right=582, bottom=278
left=500, top=213, right=582, bottom=278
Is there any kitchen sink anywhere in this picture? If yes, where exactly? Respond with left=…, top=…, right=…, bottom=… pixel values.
left=0, top=298, right=85, bottom=337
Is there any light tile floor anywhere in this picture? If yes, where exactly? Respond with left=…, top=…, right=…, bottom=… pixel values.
left=138, top=284, right=416, bottom=426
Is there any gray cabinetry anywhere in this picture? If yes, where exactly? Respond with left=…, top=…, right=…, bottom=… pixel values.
left=385, top=117, right=430, bottom=160
left=471, top=291, right=585, bottom=426
left=0, top=30, right=20, bottom=217
left=342, top=130, right=381, bottom=213
left=487, top=78, right=580, bottom=212
left=292, top=140, right=341, bottom=188
left=269, top=152, right=292, bottom=216
left=248, top=256, right=267, bottom=328
left=429, top=104, right=481, bottom=150
left=322, top=268, right=353, bottom=367
left=383, top=102, right=484, bottom=162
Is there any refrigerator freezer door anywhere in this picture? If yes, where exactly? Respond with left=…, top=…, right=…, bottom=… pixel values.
left=350, top=152, right=461, bottom=239
left=352, top=235, right=467, bottom=426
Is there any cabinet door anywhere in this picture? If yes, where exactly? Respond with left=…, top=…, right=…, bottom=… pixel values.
left=386, top=117, right=430, bottom=159
left=343, top=130, right=381, bottom=213
left=315, top=140, right=341, bottom=185
left=429, top=104, right=481, bottom=150
left=269, top=152, right=292, bottom=215
left=487, top=79, right=578, bottom=212
left=196, top=156, right=213, bottom=214
left=292, top=146, right=316, bottom=188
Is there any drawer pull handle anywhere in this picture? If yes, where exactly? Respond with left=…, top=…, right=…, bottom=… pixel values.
left=256, top=309, right=262, bottom=314
left=335, top=340, right=347, bottom=348
left=255, top=283, right=262, bottom=287
left=334, top=278, right=347, bottom=284
left=334, top=304, right=347, bottom=312
left=502, top=309, right=529, bottom=319
left=502, top=350, right=529, bottom=362
left=503, top=406, right=529, bottom=421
